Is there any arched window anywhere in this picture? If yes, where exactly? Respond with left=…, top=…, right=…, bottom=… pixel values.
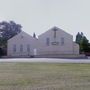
left=61, top=37, right=64, bottom=45
left=46, top=38, right=50, bottom=46
left=13, top=44, right=16, bottom=52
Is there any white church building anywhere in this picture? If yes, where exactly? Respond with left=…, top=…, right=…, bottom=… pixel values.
left=7, top=26, right=80, bottom=58
left=7, top=31, right=38, bottom=57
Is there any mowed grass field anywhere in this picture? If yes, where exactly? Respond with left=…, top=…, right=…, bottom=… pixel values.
left=0, top=63, right=90, bottom=90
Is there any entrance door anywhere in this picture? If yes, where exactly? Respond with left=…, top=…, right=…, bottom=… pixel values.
left=34, top=49, right=37, bottom=56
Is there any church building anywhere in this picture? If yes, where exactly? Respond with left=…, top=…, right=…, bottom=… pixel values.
left=7, top=31, right=38, bottom=57
left=7, top=26, right=80, bottom=58
left=37, top=27, right=79, bottom=56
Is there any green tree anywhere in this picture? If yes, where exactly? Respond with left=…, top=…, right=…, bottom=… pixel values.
left=0, top=21, right=22, bottom=56
left=0, top=21, right=22, bottom=40
left=75, top=32, right=90, bottom=53
left=80, top=36, right=90, bottom=53
left=75, top=32, right=83, bottom=44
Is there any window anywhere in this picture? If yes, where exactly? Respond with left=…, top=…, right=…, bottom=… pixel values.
left=61, top=37, right=64, bottom=45
left=46, top=38, right=50, bottom=46
left=51, top=42, right=59, bottom=45
left=20, top=44, right=23, bottom=52
left=27, top=44, right=30, bottom=52
left=13, top=44, right=16, bottom=52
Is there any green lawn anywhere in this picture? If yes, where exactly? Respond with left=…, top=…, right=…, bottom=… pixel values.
left=0, top=63, right=90, bottom=90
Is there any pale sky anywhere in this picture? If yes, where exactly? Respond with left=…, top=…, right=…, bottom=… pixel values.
left=0, top=0, right=90, bottom=40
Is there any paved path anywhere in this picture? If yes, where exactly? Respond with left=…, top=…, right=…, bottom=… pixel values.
left=0, top=58, right=90, bottom=63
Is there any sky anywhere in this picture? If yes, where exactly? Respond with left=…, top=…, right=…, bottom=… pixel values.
left=0, top=0, right=90, bottom=40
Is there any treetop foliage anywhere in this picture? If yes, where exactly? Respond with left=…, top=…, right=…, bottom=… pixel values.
left=0, top=21, right=22, bottom=40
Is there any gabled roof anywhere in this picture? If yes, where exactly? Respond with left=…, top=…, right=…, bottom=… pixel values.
left=8, top=31, right=35, bottom=41
left=38, top=26, right=73, bottom=37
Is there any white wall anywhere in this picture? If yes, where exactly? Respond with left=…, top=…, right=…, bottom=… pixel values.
left=7, top=27, right=80, bottom=57
left=37, top=27, right=77, bottom=55
left=73, top=43, right=79, bottom=54
left=7, top=31, right=38, bottom=57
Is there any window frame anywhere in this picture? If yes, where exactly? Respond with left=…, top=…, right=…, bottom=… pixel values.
left=61, top=37, right=64, bottom=45
left=13, top=44, right=16, bottom=53
left=46, top=37, right=50, bottom=46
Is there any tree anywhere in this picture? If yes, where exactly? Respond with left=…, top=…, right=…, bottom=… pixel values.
left=0, top=21, right=22, bottom=55
left=80, top=36, right=90, bottom=52
left=75, top=32, right=90, bottom=53
left=0, top=48, right=4, bottom=57
left=75, top=32, right=83, bottom=44
left=0, top=21, right=22, bottom=40
left=33, top=32, right=36, bottom=38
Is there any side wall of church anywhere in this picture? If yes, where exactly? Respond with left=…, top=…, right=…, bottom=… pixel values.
left=73, top=43, right=79, bottom=54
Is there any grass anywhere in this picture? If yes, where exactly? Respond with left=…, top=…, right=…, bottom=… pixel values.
left=0, top=63, right=89, bottom=89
